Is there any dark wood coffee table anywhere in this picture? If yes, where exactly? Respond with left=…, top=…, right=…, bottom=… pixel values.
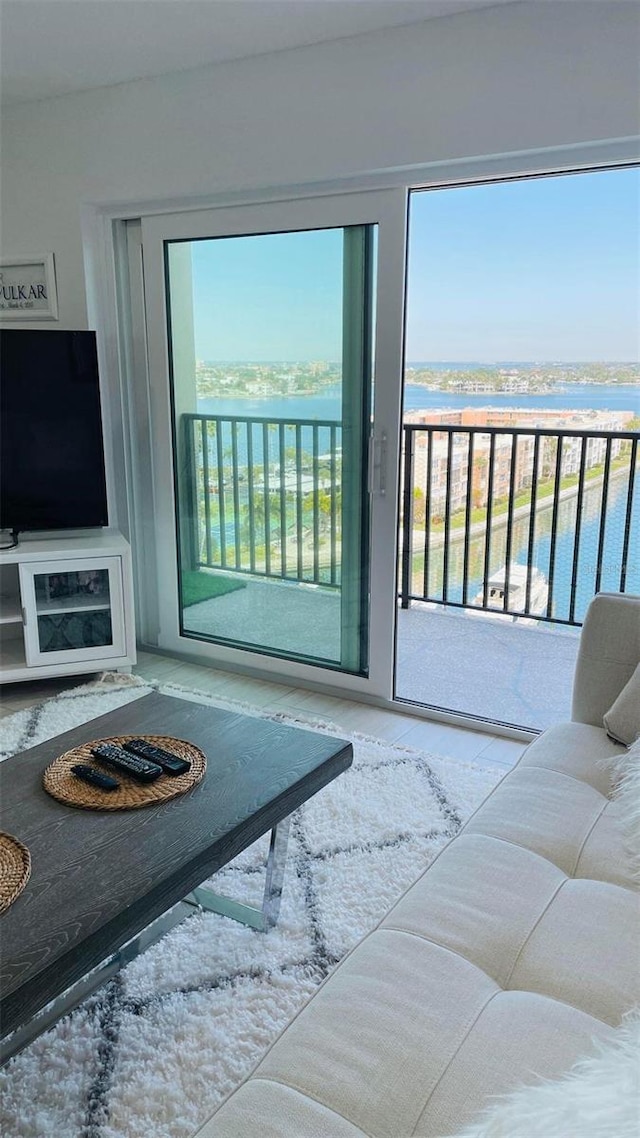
left=0, top=691, right=352, bottom=1063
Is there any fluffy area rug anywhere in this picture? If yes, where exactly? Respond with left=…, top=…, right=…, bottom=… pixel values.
left=0, top=675, right=502, bottom=1138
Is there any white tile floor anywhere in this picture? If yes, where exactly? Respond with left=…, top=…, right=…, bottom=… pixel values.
left=0, top=650, right=529, bottom=773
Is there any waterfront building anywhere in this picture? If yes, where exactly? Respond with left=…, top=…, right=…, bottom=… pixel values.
left=404, top=406, right=637, bottom=432
left=404, top=406, right=637, bottom=522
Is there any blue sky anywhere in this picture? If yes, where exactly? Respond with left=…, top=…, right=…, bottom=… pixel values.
left=188, top=166, right=639, bottom=363
left=190, top=227, right=344, bottom=362
left=407, top=166, right=639, bottom=362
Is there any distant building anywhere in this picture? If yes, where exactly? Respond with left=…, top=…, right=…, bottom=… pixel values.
left=404, top=406, right=637, bottom=518
left=404, top=406, right=636, bottom=432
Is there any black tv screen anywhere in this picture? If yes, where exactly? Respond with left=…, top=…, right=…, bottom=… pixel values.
left=0, top=329, right=109, bottom=534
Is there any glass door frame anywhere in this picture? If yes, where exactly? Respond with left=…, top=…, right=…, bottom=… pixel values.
left=140, top=189, right=408, bottom=699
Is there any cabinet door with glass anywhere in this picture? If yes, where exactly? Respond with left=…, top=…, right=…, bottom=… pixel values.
left=19, top=557, right=126, bottom=666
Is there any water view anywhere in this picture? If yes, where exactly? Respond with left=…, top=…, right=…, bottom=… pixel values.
left=194, top=369, right=638, bottom=626
left=199, top=377, right=639, bottom=421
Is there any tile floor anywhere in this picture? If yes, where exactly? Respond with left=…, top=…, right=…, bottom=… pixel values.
left=0, top=650, right=529, bottom=774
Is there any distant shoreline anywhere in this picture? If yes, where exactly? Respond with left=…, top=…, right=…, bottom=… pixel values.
left=200, top=380, right=639, bottom=399
left=197, top=360, right=639, bottom=403
left=201, top=389, right=639, bottom=405
left=403, top=382, right=639, bottom=396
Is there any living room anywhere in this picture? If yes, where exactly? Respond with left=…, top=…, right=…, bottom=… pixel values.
left=0, top=2, right=638, bottom=1135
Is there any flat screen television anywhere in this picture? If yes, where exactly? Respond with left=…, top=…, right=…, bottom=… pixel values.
left=0, top=329, right=109, bottom=536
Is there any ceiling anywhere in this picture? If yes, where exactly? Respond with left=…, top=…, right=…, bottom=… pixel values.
left=1, top=0, right=518, bottom=107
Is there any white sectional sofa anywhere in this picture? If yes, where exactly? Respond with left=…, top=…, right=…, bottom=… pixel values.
left=195, top=593, right=640, bottom=1138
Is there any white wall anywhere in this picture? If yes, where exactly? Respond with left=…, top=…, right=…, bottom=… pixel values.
left=2, top=0, right=639, bottom=330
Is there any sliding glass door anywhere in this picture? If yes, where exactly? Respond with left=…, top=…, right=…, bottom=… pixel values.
left=140, top=191, right=406, bottom=695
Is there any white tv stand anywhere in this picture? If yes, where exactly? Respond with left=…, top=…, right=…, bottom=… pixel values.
left=0, top=530, right=136, bottom=684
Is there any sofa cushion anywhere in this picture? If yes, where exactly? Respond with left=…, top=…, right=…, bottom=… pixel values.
left=452, top=724, right=635, bottom=888
left=574, top=797, right=639, bottom=889
left=452, top=1008, right=640, bottom=1138
left=197, top=978, right=615, bottom=1138
left=245, top=929, right=500, bottom=1138
left=517, top=721, right=624, bottom=794
left=380, top=833, right=565, bottom=988
left=505, top=878, right=639, bottom=1024
left=414, top=994, right=616, bottom=1138
left=380, top=835, right=639, bottom=1026
left=464, top=766, right=611, bottom=877
left=603, top=662, right=640, bottom=746
left=194, top=1081, right=371, bottom=1138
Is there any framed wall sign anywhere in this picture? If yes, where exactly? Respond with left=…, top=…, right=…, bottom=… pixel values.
left=0, top=254, right=58, bottom=320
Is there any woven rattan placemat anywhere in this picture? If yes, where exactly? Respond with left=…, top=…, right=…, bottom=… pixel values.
left=42, top=735, right=207, bottom=811
left=0, top=832, right=31, bottom=914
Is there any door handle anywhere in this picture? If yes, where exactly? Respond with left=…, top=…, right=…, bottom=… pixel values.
left=368, top=432, right=387, bottom=497
left=378, top=432, right=387, bottom=497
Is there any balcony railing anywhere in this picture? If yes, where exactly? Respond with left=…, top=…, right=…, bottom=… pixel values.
left=184, top=413, right=342, bottom=587
left=184, top=413, right=639, bottom=627
left=400, top=424, right=639, bottom=625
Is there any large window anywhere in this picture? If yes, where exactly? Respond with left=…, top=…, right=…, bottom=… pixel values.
left=125, top=165, right=636, bottom=730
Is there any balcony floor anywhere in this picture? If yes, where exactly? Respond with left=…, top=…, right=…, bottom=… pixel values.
left=183, top=577, right=342, bottom=663
left=395, top=603, right=580, bottom=731
left=182, top=577, right=580, bottom=732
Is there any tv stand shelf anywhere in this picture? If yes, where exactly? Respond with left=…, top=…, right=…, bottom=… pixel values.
left=0, top=530, right=136, bottom=684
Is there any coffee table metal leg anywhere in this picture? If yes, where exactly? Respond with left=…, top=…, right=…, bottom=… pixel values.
left=183, top=818, right=291, bottom=932
left=0, top=899, right=194, bottom=1067
left=1, top=820, right=292, bottom=1066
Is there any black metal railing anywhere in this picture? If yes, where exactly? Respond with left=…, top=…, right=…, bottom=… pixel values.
left=184, top=413, right=342, bottom=587
left=399, top=425, right=639, bottom=626
left=184, top=413, right=638, bottom=627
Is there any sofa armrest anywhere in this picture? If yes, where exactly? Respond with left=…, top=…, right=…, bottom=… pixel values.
left=571, top=593, right=640, bottom=726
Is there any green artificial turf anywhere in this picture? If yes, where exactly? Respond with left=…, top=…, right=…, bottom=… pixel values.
left=181, top=570, right=246, bottom=608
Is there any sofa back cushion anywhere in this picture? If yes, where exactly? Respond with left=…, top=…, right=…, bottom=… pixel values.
left=572, top=593, right=640, bottom=727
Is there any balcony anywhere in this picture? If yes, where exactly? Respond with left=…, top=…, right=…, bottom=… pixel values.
left=399, top=424, right=638, bottom=624
left=184, top=413, right=343, bottom=588
left=181, top=413, right=638, bottom=731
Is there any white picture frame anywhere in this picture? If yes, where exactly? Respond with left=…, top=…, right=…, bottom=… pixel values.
left=0, top=254, right=59, bottom=320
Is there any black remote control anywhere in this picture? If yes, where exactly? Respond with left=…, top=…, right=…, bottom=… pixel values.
left=91, top=743, right=163, bottom=782
left=123, top=738, right=191, bottom=776
left=71, top=763, right=120, bottom=791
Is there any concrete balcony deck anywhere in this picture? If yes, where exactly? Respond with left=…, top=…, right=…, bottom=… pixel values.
left=182, top=578, right=580, bottom=733
left=395, top=602, right=579, bottom=730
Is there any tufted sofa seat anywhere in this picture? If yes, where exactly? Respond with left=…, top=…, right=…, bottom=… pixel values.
left=194, top=593, right=640, bottom=1138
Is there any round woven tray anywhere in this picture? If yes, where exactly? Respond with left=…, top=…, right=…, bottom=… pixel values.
left=0, top=832, right=31, bottom=914
left=42, top=735, right=207, bottom=811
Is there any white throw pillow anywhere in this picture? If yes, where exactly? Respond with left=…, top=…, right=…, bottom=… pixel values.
left=453, top=1008, right=640, bottom=1138
left=603, top=663, right=640, bottom=746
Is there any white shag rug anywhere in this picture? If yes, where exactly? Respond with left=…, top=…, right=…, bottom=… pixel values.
left=0, top=675, right=502, bottom=1138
